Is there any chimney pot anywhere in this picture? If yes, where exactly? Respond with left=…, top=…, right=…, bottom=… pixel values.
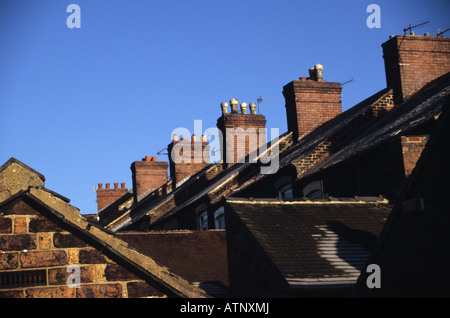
left=192, top=134, right=197, bottom=141
left=152, top=156, right=157, bottom=161
left=121, top=182, right=126, bottom=189
left=202, top=135, right=207, bottom=142
left=105, top=183, right=110, bottom=189
left=98, top=183, right=103, bottom=190
left=114, top=182, right=119, bottom=189
left=249, top=103, right=257, bottom=115
left=144, top=156, right=151, bottom=161
left=221, top=102, right=228, bottom=115
left=240, top=102, right=248, bottom=114
left=172, top=134, right=179, bottom=142
left=230, top=99, right=238, bottom=113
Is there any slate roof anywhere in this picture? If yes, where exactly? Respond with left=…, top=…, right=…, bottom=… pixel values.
left=298, top=72, right=450, bottom=180
left=224, top=197, right=392, bottom=287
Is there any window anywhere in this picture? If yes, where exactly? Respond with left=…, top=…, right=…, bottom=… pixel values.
left=279, top=185, right=293, bottom=199
left=302, top=180, right=324, bottom=199
left=214, top=207, right=225, bottom=229
left=198, top=211, right=209, bottom=230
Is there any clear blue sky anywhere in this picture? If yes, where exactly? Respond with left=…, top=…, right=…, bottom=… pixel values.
left=1, top=0, right=449, bottom=214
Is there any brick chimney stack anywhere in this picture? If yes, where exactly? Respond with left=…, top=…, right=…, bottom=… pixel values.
left=216, top=99, right=267, bottom=164
left=168, top=134, right=210, bottom=189
left=130, top=156, right=168, bottom=202
left=283, top=64, right=342, bottom=142
left=96, top=182, right=128, bottom=212
left=382, top=34, right=450, bottom=104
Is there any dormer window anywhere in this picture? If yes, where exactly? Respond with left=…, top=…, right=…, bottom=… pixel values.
left=302, top=180, right=324, bottom=199
left=214, top=207, right=225, bottom=229
left=198, top=211, right=209, bottom=230
left=279, top=185, right=293, bottom=199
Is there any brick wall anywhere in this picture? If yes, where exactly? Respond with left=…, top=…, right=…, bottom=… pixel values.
left=401, top=135, right=428, bottom=177
left=131, top=156, right=168, bottom=202
left=224, top=202, right=290, bottom=297
left=0, top=198, right=166, bottom=298
left=96, top=182, right=128, bottom=212
left=283, top=75, right=342, bottom=141
left=382, top=35, right=450, bottom=103
left=168, top=136, right=210, bottom=188
left=216, top=111, right=267, bottom=164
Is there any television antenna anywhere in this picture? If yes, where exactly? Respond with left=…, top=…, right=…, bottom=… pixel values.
left=157, top=147, right=168, bottom=155
left=340, top=77, right=355, bottom=87
left=403, top=20, right=429, bottom=35
left=437, top=27, right=449, bottom=37
left=256, top=96, right=276, bottom=114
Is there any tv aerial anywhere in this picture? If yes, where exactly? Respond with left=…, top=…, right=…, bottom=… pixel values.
left=437, top=27, right=449, bottom=37
left=340, top=77, right=355, bottom=87
left=403, top=20, right=429, bottom=35
left=256, top=96, right=276, bottom=114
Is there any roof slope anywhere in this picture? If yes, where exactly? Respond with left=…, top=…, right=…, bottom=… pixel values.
left=0, top=158, right=208, bottom=298
left=299, top=72, right=450, bottom=180
left=118, top=230, right=229, bottom=294
left=107, top=131, right=293, bottom=231
left=354, top=92, right=450, bottom=297
left=224, top=197, right=392, bottom=287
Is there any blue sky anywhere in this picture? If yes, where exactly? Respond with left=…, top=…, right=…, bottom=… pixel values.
left=1, top=0, right=449, bottom=214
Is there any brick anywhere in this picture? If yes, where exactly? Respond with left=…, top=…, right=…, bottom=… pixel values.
left=20, top=250, right=67, bottom=268
left=53, top=232, right=88, bottom=248
left=0, top=218, right=12, bottom=234
left=0, top=199, right=38, bottom=216
left=0, top=234, right=37, bottom=251
left=13, top=217, right=27, bottom=233
left=68, top=249, right=79, bottom=264
left=38, top=233, right=52, bottom=250
left=0, top=289, right=24, bottom=298
left=127, top=281, right=165, bottom=298
left=76, top=283, right=123, bottom=298
left=29, top=217, right=63, bottom=233
left=48, top=265, right=98, bottom=285
left=104, top=264, right=140, bottom=281
left=25, top=286, right=75, bottom=298
left=78, top=249, right=107, bottom=264
left=0, top=253, right=19, bottom=270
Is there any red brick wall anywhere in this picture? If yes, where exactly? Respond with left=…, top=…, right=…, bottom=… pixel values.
left=382, top=35, right=450, bottom=103
left=0, top=198, right=166, bottom=298
left=401, top=135, right=428, bottom=177
left=168, top=138, right=210, bottom=187
left=216, top=113, right=267, bottom=164
left=96, top=182, right=128, bottom=212
left=131, top=157, right=168, bottom=202
left=283, top=77, right=342, bottom=141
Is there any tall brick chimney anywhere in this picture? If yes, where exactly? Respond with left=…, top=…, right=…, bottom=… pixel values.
left=96, top=182, right=128, bottom=212
left=216, top=99, right=267, bottom=164
left=382, top=34, right=450, bottom=104
left=131, top=156, right=168, bottom=202
left=283, top=64, right=342, bottom=142
left=168, top=134, right=210, bottom=188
